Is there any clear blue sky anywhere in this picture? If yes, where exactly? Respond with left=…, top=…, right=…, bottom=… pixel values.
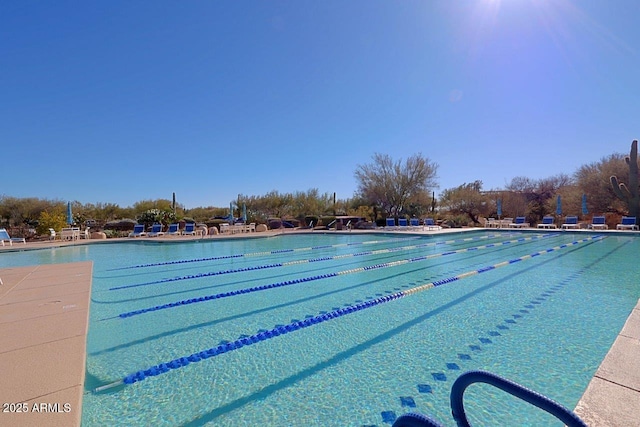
left=2, top=1, right=638, bottom=209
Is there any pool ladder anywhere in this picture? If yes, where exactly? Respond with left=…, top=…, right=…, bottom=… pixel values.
left=392, top=370, right=587, bottom=427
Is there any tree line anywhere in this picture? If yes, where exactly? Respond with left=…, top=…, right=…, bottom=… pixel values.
left=1, top=141, right=637, bottom=237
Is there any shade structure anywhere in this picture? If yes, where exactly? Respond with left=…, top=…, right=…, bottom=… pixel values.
left=497, top=199, right=502, bottom=218
left=556, top=195, right=562, bottom=216
left=66, top=201, right=73, bottom=225
left=581, top=194, right=588, bottom=215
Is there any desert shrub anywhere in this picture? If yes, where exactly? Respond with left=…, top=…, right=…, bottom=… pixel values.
left=36, top=210, right=67, bottom=235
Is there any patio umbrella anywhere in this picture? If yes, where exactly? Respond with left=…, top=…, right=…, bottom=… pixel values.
left=581, top=194, right=588, bottom=215
left=229, top=202, right=234, bottom=222
left=556, top=195, right=562, bottom=216
left=242, top=203, right=247, bottom=223
left=66, top=201, right=73, bottom=226
left=496, top=199, right=502, bottom=219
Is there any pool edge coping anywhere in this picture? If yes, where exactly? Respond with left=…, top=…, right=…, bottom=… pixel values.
left=573, top=298, right=640, bottom=427
left=0, top=261, right=92, bottom=427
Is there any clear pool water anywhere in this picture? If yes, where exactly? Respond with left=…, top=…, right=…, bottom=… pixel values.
left=2, top=231, right=638, bottom=426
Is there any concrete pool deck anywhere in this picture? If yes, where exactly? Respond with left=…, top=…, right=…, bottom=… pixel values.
left=0, top=262, right=92, bottom=427
left=0, top=229, right=638, bottom=426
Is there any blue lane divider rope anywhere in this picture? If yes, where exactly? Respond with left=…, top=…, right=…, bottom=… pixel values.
left=105, top=236, right=424, bottom=271
left=113, top=234, right=555, bottom=319
left=92, top=234, right=603, bottom=393
left=108, top=233, right=533, bottom=291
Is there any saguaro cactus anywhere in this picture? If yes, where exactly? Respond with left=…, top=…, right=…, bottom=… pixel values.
left=610, top=140, right=640, bottom=220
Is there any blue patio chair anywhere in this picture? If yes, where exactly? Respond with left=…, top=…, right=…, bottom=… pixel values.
left=424, top=218, right=440, bottom=230
left=537, top=216, right=556, bottom=229
left=509, top=216, right=528, bottom=228
left=398, top=218, right=408, bottom=229
left=409, top=218, right=420, bottom=229
left=147, top=223, right=165, bottom=237
left=561, top=216, right=579, bottom=229
left=128, top=224, right=146, bottom=238
left=589, top=216, right=608, bottom=230
left=385, top=218, right=396, bottom=229
left=167, top=223, right=181, bottom=235
left=616, top=216, right=638, bottom=230
left=183, top=223, right=197, bottom=235
left=0, top=228, right=26, bottom=246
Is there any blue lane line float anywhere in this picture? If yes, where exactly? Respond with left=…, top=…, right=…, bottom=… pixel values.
left=93, top=234, right=604, bottom=392
left=105, top=236, right=424, bottom=271
left=107, top=238, right=465, bottom=290
left=114, top=234, right=557, bottom=318
left=105, top=232, right=522, bottom=272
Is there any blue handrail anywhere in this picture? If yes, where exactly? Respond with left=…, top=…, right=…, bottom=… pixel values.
left=392, top=370, right=587, bottom=427
left=451, top=370, right=587, bottom=427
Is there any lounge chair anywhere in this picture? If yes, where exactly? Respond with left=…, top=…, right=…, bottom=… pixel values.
left=424, top=218, right=441, bottom=230
left=182, top=223, right=197, bottom=235
left=484, top=218, right=498, bottom=228
left=61, top=227, right=80, bottom=240
left=128, top=224, right=147, bottom=238
left=409, top=218, right=420, bottom=229
left=499, top=217, right=513, bottom=228
left=80, top=228, right=90, bottom=239
left=536, top=216, right=556, bottom=229
left=509, top=217, right=528, bottom=228
left=166, top=223, right=181, bottom=236
left=398, top=218, right=408, bottom=229
left=616, top=216, right=639, bottom=230
left=0, top=228, right=26, bottom=246
left=385, top=218, right=396, bottom=229
left=589, top=216, right=608, bottom=230
left=147, top=223, right=165, bottom=237
left=561, top=216, right=579, bottom=229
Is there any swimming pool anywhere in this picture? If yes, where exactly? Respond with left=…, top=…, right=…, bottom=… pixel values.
left=2, top=230, right=638, bottom=426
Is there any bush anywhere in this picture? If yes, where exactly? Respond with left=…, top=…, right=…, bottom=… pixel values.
left=36, top=210, right=67, bottom=236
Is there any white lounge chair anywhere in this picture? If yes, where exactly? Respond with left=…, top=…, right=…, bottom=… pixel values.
left=485, top=218, right=498, bottom=228
left=589, top=216, right=608, bottom=230
left=537, top=217, right=556, bottom=229
left=499, top=218, right=513, bottom=228
left=61, top=227, right=80, bottom=240
left=128, top=224, right=146, bottom=237
left=0, top=228, right=26, bottom=246
left=616, top=216, right=638, bottom=230
left=561, top=216, right=579, bottom=229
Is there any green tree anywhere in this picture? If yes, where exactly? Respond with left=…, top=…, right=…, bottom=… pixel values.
left=354, top=153, right=438, bottom=219
left=505, top=174, right=573, bottom=221
left=575, top=153, right=626, bottom=215
left=36, top=209, right=67, bottom=235
left=440, top=181, right=490, bottom=225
